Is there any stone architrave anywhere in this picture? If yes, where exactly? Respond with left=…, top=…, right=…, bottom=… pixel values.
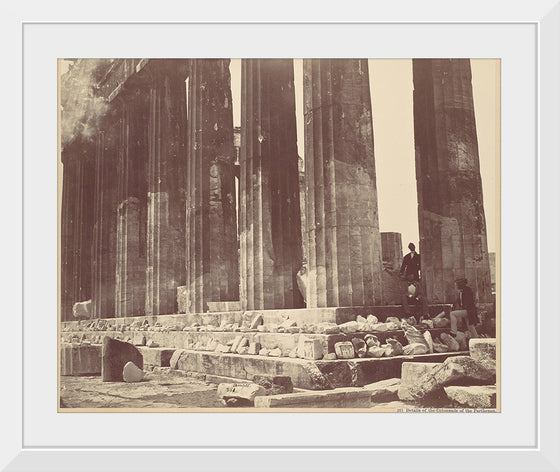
left=413, top=59, right=492, bottom=303
left=239, top=59, right=304, bottom=310
left=102, top=336, right=143, bottom=382
left=186, top=59, right=239, bottom=313
left=303, top=59, right=384, bottom=307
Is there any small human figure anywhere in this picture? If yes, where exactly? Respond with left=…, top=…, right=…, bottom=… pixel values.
left=402, top=274, right=429, bottom=317
left=400, top=243, right=421, bottom=282
left=450, top=278, right=479, bottom=338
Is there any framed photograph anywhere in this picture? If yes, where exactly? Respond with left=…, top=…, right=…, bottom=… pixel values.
left=5, top=0, right=560, bottom=470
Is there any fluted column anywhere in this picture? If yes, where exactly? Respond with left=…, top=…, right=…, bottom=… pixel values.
left=413, top=59, right=492, bottom=303
left=92, top=121, right=120, bottom=319
left=145, top=60, right=188, bottom=315
left=186, top=59, right=239, bottom=313
left=240, top=59, right=304, bottom=310
left=114, top=93, right=149, bottom=317
left=303, top=59, right=383, bottom=308
left=60, top=142, right=95, bottom=321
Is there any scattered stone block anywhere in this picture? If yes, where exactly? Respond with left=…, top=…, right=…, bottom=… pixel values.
left=123, top=361, right=144, bottom=383
left=169, top=349, right=187, bottom=369
left=434, top=318, right=450, bottom=328
left=367, top=346, right=386, bottom=358
left=386, top=316, right=400, bottom=324
left=133, top=332, right=146, bottom=346
left=269, top=348, right=282, bottom=357
left=423, top=331, right=434, bottom=353
left=407, top=356, right=496, bottom=404
left=339, top=321, right=358, bottom=334
left=403, top=343, right=429, bottom=355
left=146, top=340, right=159, bottom=348
left=351, top=338, right=367, bottom=358
left=216, top=344, right=231, bottom=353
left=280, top=318, right=297, bottom=329
left=258, top=348, right=270, bottom=356
left=230, top=335, right=243, bottom=353
left=444, top=385, right=497, bottom=408
left=72, top=300, right=92, bottom=320
left=385, top=338, right=404, bottom=356
left=371, top=322, right=390, bottom=332
left=236, top=338, right=250, bottom=354
left=356, top=315, right=368, bottom=324
left=217, top=383, right=266, bottom=407
left=440, top=332, right=460, bottom=351
left=257, top=325, right=266, bottom=332
left=404, top=325, right=429, bottom=347
left=454, top=332, right=468, bottom=351
left=364, top=334, right=380, bottom=348
left=397, top=362, right=438, bottom=401
left=323, top=352, right=337, bottom=360
left=469, top=338, right=497, bottom=361
left=366, top=315, right=378, bottom=324
left=249, top=313, right=263, bottom=329
left=298, top=338, right=324, bottom=360
left=102, top=337, right=143, bottom=382
left=433, top=342, right=450, bottom=353
left=247, top=342, right=261, bottom=355
left=334, top=341, right=355, bottom=359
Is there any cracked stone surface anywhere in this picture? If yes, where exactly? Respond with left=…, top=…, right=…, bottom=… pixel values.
left=60, top=372, right=223, bottom=409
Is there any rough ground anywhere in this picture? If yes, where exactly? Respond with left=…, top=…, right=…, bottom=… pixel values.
left=60, top=372, right=223, bottom=409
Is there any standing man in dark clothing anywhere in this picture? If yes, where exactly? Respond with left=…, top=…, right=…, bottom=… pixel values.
left=400, top=243, right=421, bottom=282
left=450, top=278, right=479, bottom=337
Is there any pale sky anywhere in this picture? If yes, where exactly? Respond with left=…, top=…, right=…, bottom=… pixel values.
left=229, top=58, right=499, bottom=253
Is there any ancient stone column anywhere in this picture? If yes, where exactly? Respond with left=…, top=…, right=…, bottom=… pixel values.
left=186, top=59, right=239, bottom=313
left=92, top=121, right=120, bottom=319
left=303, top=59, right=384, bottom=307
left=145, top=60, right=188, bottom=315
left=413, top=59, right=492, bottom=303
left=60, top=142, right=95, bottom=321
left=240, top=59, right=304, bottom=310
left=114, top=93, right=149, bottom=317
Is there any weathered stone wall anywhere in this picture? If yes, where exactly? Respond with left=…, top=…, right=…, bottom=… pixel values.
left=413, top=59, right=492, bottom=303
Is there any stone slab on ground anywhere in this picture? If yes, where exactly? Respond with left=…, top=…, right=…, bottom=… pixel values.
left=366, top=378, right=400, bottom=403
left=59, top=373, right=222, bottom=409
left=469, top=338, right=497, bottom=362
left=60, top=343, right=102, bottom=376
left=398, top=362, right=439, bottom=401
left=102, top=337, right=143, bottom=382
left=217, top=383, right=266, bottom=407
left=444, top=385, right=497, bottom=408
left=254, top=386, right=375, bottom=408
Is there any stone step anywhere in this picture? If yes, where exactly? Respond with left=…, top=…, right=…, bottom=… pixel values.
left=171, top=349, right=467, bottom=390
left=62, top=326, right=454, bottom=358
left=60, top=341, right=467, bottom=389
left=61, top=304, right=453, bottom=332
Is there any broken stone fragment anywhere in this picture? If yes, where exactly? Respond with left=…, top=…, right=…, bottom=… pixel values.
left=469, top=338, right=497, bottom=361
left=351, top=338, right=367, bottom=358
left=230, top=335, right=243, bottom=353
left=102, top=337, right=143, bottom=382
left=364, top=334, right=380, bottom=348
left=406, top=316, right=417, bottom=326
left=237, top=346, right=249, bottom=355
left=286, top=326, right=300, bottom=334
left=367, top=346, right=386, bottom=358
left=356, top=315, right=368, bottom=324
left=432, top=342, right=450, bottom=353
left=252, top=375, right=293, bottom=395
left=423, top=331, right=434, bottom=353
left=298, top=337, right=323, bottom=360
left=440, top=332, right=460, bottom=351
left=339, top=321, right=359, bottom=334
left=334, top=341, right=355, bottom=359
left=123, top=361, right=144, bottom=383
left=280, top=318, right=297, bottom=329
left=269, top=348, right=282, bottom=357
left=433, top=318, right=450, bottom=328
left=207, top=339, right=218, bottom=351
left=404, top=325, right=430, bottom=348
left=258, top=348, right=270, bottom=356
left=366, top=314, right=378, bottom=324
left=403, top=342, right=429, bottom=355
left=370, top=322, right=390, bottom=332
left=444, top=385, right=497, bottom=408
left=249, top=313, right=264, bottom=329
left=217, top=383, right=266, bottom=407
left=236, top=337, right=250, bottom=354
left=169, top=349, right=187, bottom=369
left=386, top=316, right=400, bottom=324
left=385, top=338, right=404, bottom=356
left=146, top=340, right=159, bottom=348
left=216, top=344, right=231, bottom=353
left=454, top=332, right=468, bottom=351
left=256, top=325, right=266, bottom=332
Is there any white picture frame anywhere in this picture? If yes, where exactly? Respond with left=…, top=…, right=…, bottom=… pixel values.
left=4, top=0, right=560, bottom=470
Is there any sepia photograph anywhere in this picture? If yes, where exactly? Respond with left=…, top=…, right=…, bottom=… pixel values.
left=58, top=57, right=500, bottom=412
